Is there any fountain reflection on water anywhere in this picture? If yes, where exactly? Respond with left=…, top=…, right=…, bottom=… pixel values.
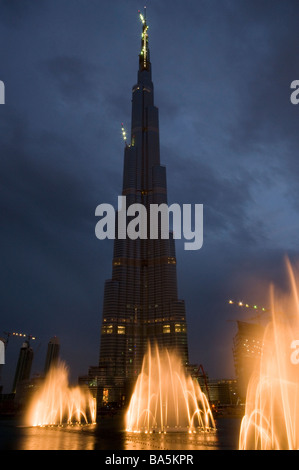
left=25, top=361, right=96, bottom=427
left=239, top=259, right=299, bottom=450
left=125, top=344, right=216, bottom=434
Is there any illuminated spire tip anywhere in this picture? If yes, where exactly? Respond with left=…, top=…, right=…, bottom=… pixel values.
left=138, top=7, right=149, bottom=70
left=121, top=123, right=128, bottom=145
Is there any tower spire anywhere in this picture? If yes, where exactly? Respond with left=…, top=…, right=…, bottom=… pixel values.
left=138, top=7, right=150, bottom=71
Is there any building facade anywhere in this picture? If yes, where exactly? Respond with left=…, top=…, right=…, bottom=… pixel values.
left=12, top=340, right=34, bottom=394
left=95, top=14, right=189, bottom=406
left=233, top=321, right=265, bottom=401
left=44, top=336, right=60, bottom=375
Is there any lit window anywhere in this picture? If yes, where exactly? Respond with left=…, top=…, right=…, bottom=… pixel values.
left=175, top=323, right=186, bottom=333
left=103, top=389, right=109, bottom=404
left=117, top=326, right=125, bottom=335
left=163, top=325, right=171, bottom=334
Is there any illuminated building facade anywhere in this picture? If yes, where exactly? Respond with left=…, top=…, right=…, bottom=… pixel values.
left=207, top=379, right=239, bottom=406
left=233, top=321, right=264, bottom=401
left=96, top=13, right=189, bottom=405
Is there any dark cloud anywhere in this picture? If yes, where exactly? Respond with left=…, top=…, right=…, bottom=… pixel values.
left=45, top=56, right=101, bottom=104
left=0, top=0, right=46, bottom=25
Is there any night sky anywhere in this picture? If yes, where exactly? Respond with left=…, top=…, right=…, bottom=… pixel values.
left=1, top=0, right=299, bottom=392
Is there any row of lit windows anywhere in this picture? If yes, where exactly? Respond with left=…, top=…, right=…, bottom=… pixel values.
left=102, top=325, right=125, bottom=335
left=163, top=324, right=186, bottom=334
left=113, top=257, right=176, bottom=267
left=103, top=316, right=186, bottom=323
left=102, top=323, right=187, bottom=335
left=103, top=318, right=128, bottom=323
left=244, top=338, right=263, bottom=344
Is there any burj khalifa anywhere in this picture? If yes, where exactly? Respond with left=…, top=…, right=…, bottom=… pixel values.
left=96, top=11, right=189, bottom=406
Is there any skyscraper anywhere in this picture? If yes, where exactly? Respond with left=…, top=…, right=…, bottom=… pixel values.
left=233, top=321, right=265, bottom=401
left=12, top=340, right=34, bottom=394
left=96, top=12, right=189, bottom=406
left=44, top=336, right=60, bottom=375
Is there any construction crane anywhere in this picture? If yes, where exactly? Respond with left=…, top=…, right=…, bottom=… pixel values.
left=227, top=300, right=270, bottom=324
left=121, top=123, right=128, bottom=146
left=196, top=364, right=211, bottom=404
left=0, top=331, right=37, bottom=389
left=2, top=331, right=37, bottom=349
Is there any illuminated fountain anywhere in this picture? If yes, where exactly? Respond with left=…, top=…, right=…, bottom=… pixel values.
left=25, top=362, right=96, bottom=427
left=125, top=345, right=215, bottom=434
left=239, top=259, right=299, bottom=450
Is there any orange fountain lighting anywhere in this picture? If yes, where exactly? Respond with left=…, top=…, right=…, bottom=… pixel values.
left=125, top=344, right=215, bottom=434
left=25, top=362, right=96, bottom=427
left=239, top=258, right=299, bottom=450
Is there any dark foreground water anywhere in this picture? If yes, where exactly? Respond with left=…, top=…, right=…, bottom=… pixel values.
left=0, top=416, right=241, bottom=450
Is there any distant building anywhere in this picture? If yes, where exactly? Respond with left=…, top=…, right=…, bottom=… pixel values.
left=233, top=321, right=265, bottom=401
left=208, top=379, right=239, bottom=405
left=44, top=336, right=60, bottom=375
left=12, top=340, right=34, bottom=394
left=188, top=364, right=239, bottom=406
left=0, top=393, right=16, bottom=415
left=78, top=366, right=113, bottom=408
